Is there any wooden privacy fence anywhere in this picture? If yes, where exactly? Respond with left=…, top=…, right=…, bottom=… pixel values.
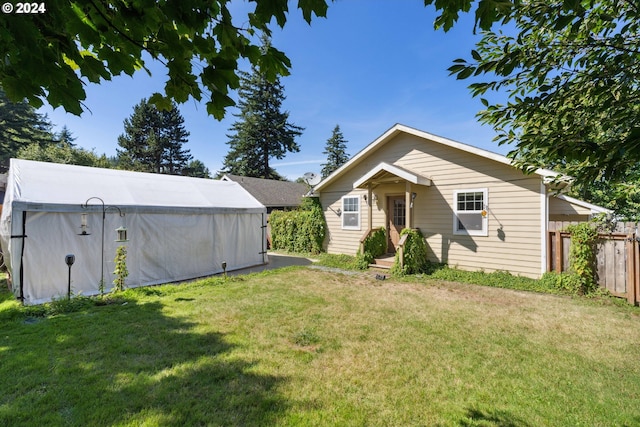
left=548, top=221, right=640, bottom=304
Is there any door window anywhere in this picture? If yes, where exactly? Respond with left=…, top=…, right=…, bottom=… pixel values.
left=393, top=198, right=406, bottom=227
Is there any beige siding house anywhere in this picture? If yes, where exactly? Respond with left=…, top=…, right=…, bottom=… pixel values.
left=313, top=124, right=609, bottom=278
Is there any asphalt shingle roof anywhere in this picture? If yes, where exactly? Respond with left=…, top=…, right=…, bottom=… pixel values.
left=222, top=174, right=308, bottom=208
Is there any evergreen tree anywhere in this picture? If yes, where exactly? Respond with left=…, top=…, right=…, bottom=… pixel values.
left=161, top=107, right=191, bottom=174
left=183, top=160, right=211, bottom=178
left=117, top=99, right=192, bottom=174
left=321, top=125, right=349, bottom=178
left=0, top=87, right=53, bottom=171
left=222, top=41, right=303, bottom=179
left=54, top=125, right=76, bottom=147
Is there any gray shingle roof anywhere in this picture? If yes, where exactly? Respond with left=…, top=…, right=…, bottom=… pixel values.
left=222, top=174, right=307, bottom=208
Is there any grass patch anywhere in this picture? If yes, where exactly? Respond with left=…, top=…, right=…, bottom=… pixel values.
left=1, top=269, right=639, bottom=425
left=313, top=253, right=360, bottom=270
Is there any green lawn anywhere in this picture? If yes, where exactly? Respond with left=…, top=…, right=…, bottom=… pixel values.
left=1, top=267, right=639, bottom=426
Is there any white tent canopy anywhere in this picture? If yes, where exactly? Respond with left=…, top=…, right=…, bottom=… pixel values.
left=0, top=159, right=268, bottom=304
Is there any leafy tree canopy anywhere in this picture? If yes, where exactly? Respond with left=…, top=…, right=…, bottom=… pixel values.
left=18, top=142, right=112, bottom=168
left=0, top=0, right=512, bottom=119
left=448, top=0, right=640, bottom=189
left=183, top=159, right=212, bottom=178
left=0, top=0, right=328, bottom=118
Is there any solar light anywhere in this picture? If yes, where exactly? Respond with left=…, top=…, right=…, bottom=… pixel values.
left=65, top=254, right=75, bottom=299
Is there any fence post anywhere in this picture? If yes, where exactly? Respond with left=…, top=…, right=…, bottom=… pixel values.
left=635, top=228, right=640, bottom=306
left=626, top=231, right=637, bottom=305
left=555, top=229, right=563, bottom=273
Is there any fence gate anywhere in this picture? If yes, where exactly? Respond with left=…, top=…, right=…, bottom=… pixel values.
left=547, top=221, right=640, bottom=305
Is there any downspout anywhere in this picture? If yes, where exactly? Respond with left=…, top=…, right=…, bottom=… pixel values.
left=541, top=181, right=549, bottom=276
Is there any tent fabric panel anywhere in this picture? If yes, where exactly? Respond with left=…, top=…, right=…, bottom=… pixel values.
left=212, top=213, right=266, bottom=272
left=21, top=212, right=102, bottom=302
left=7, top=159, right=264, bottom=210
left=134, top=213, right=217, bottom=286
left=0, top=205, right=21, bottom=300
left=16, top=211, right=266, bottom=304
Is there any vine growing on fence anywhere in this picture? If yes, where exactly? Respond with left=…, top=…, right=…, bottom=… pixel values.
left=565, top=222, right=599, bottom=294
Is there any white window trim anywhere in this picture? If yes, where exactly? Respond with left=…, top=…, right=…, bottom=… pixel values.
left=453, top=188, right=488, bottom=236
left=341, top=195, right=361, bottom=231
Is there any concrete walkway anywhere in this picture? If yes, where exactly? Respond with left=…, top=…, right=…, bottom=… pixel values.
left=226, top=252, right=318, bottom=276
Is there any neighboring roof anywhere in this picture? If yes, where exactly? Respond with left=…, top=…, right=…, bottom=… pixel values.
left=3, top=159, right=265, bottom=214
left=221, top=174, right=307, bottom=208
left=314, top=123, right=562, bottom=192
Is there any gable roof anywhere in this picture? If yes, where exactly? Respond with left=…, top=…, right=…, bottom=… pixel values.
left=314, top=123, right=561, bottom=192
left=353, top=162, right=432, bottom=189
left=3, top=159, right=265, bottom=214
left=221, top=174, right=307, bottom=208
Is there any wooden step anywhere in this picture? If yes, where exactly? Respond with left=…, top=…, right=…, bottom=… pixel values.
left=370, top=255, right=395, bottom=269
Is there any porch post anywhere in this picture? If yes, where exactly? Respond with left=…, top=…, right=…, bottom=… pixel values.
left=405, top=181, right=412, bottom=229
left=367, top=184, right=373, bottom=231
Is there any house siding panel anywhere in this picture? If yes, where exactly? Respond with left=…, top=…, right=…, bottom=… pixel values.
left=321, top=132, right=544, bottom=278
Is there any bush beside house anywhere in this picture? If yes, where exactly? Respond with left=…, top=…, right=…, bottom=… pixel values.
left=270, top=197, right=326, bottom=254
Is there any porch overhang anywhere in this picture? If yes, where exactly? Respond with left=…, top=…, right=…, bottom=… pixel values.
left=353, top=162, right=431, bottom=189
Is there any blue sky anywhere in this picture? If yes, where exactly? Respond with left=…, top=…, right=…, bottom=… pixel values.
left=38, top=1, right=506, bottom=180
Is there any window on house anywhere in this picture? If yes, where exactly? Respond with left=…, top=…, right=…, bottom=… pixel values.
left=342, top=195, right=360, bottom=230
left=454, top=189, right=488, bottom=236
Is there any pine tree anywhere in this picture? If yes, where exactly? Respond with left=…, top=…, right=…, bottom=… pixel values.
left=0, top=87, right=53, bottom=171
left=54, top=125, right=76, bottom=147
left=161, top=107, right=191, bottom=174
left=117, top=99, right=192, bottom=174
left=321, top=125, right=349, bottom=178
left=222, top=41, right=303, bottom=180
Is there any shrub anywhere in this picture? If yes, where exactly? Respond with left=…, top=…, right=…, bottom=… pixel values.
left=391, top=228, right=429, bottom=276
left=353, top=227, right=387, bottom=270
left=539, top=271, right=585, bottom=295
left=364, top=227, right=387, bottom=258
left=270, top=197, right=326, bottom=254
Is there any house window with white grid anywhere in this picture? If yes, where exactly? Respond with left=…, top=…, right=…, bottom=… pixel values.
left=453, top=189, right=488, bottom=236
left=341, top=195, right=360, bottom=230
